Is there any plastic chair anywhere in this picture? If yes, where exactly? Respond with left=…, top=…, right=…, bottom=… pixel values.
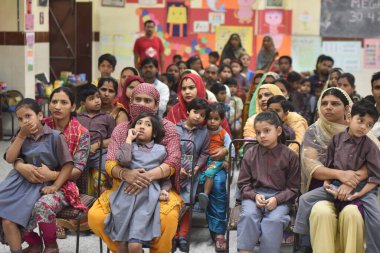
left=225, top=139, right=301, bottom=253
left=0, top=90, right=23, bottom=141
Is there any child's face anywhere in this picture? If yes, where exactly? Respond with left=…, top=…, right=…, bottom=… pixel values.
left=167, top=65, right=180, bottom=81
left=187, top=109, right=206, bottom=127
left=16, top=107, right=43, bottom=132
left=216, top=91, right=227, bottom=103
left=231, top=63, right=242, bottom=75
left=98, top=60, right=114, bottom=77
left=83, top=92, right=101, bottom=112
left=254, top=121, right=281, bottom=149
left=240, top=55, right=250, bottom=68
left=274, top=81, right=289, bottom=98
left=328, top=71, right=340, bottom=87
left=207, top=111, right=222, bottom=131
left=99, top=81, right=116, bottom=106
left=268, top=103, right=287, bottom=122
left=279, top=59, right=291, bottom=73
left=348, top=114, right=375, bottom=138
left=134, top=116, right=153, bottom=143
left=126, top=81, right=141, bottom=99
left=219, top=68, right=232, bottom=82
left=300, top=82, right=311, bottom=94
left=178, top=62, right=187, bottom=74
left=209, top=56, right=218, bottom=65
left=229, top=85, right=238, bottom=96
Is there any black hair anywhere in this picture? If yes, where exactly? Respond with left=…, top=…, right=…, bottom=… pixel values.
left=351, top=99, right=379, bottom=123
left=330, top=67, right=343, bottom=75
left=141, top=57, right=159, bottom=69
left=130, top=112, right=164, bottom=143
left=186, top=55, right=203, bottom=69
left=210, top=82, right=226, bottom=96
left=144, top=20, right=156, bottom=27
left=279, top=55, right=292, bottom=65
left=274, top=78, right=292, bottom=92
left=318, top=54, right=334, bottom=65
left=209, top=51, right=220, bottom=60
left=300, top=78, right=311, bottom=86
left=98, top=77, right=119, bottom=94
left=187, top=98, right=209, bottom=112
left=172, top=54, right=182, bottom=62
left=49, top=86, right=76, bottom=117
left=166, top=63, right=179, bottom=73
left=176, top=60, right=186, bottom=67
left=230, top=58, right=243, bottom=68
left=338, top=73, right=355, bottom=88
left=167, top=97, right=179, bottom=106
left=78, top=83, right=99, bottom=102
left=218, top=64, right=232, bottom=74
left=16, top=98, right=42, bottom=115
left=98, top=53, right=117, bottom=69
left=224, top=78, right=238, bottom=87
left=267, top=95, right=294, bottom=113
left=120, top=66, right=139, bottom=76
left=159, top=73, right=177, bottom=90
left=321, top=88, right=350, bottom=106
left=207, top=102, right=226, bottom=120
left=254, top=110, right=285, bottom=144
left=371, top=71, right=380, bottom=88
left=287, top=71, right=302, bottom=84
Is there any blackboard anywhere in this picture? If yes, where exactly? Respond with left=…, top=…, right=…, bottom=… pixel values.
left=320, top=0, right=380, bottom=38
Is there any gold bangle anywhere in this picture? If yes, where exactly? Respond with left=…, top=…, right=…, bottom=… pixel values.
left=118, top=169, right=124, bottom=180
left=159, top=165, right=165, bottom=178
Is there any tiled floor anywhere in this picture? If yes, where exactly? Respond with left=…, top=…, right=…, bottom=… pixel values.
left=0, top=140, right=294, bottom=253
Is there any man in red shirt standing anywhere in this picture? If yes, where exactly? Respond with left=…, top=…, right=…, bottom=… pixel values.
left=134, top=20, right=165, bottom=72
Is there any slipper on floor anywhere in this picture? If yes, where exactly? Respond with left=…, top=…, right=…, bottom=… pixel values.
left=198, top=193, right=209, bottom=209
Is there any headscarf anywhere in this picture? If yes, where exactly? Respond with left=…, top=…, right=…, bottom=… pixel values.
left=256, top=36, right=277, bottom=71
left=248, top=82, right=282, bottom=117
left=221, top=33, right=245, bottom=61
left=166, top=73, right=206, bottom=124
left=129, top=83, right=160, bottom=121
left=117, top=75, right=144, bottom=111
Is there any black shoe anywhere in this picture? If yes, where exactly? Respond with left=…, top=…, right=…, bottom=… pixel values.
left=178, top=238, right=189, bottom=252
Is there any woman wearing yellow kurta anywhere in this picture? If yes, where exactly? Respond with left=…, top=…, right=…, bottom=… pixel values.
left=88, top=84, right=183, bottom=253
left=243, top=84, right=307, bottom=154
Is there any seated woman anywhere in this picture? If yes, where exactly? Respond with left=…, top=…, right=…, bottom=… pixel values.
left=88, top=83, right=182, bottom=253
left=294, top=87, right=380, bottom=253
left=117, top=75, right=144, bottom=121
left=244, top=84, right=308, bottom=155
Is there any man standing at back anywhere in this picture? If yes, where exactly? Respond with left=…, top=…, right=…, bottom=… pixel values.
left=134, top=20, right=165, bottom=72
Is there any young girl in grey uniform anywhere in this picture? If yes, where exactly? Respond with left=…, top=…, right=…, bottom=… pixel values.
left=104, top=112, right=169, bottom=253
left=237, top=111, right=300, bottom=253
left=0, top=98, right=73, bottom=253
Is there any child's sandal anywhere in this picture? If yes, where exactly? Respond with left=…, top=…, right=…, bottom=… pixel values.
left=214, top=236, right=226, bottom=252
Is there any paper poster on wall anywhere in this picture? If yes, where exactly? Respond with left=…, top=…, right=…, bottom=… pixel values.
left=256, top=34, right=291, bottom=57
left=26, top=32, right=35, bottom=48
left=266, top=0, right=284, bottom=8
left=27, top=50, right=34, bottom=71
left=25, top=14, right=34, bottom=31
left=235, top=0, right=256, bottom=24
left=257, top=9, right=292, bottom=35
left=291, top=0, right=320, bottom=35
left=202, top=0, right=238, bottom=10
left=291, top=36, right=321, bottom=72
left=166, top=2, right=188, bottom=37
left=194, top=21, right=209, bottom=33
left=363, top=39, right=380, bottom=68
left=139, top=0, right=157, bottom=5
left=322, top=41, right=362, bottom=72
left=215, top=26, right=253, bottom=55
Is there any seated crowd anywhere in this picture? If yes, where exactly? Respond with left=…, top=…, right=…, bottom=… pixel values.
left=1, top=31, right=380, bottom=253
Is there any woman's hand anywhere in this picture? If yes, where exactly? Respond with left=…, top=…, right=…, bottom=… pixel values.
left=39, top=164, right=56, bottom=182
left=15, top=162, right=45, bottom=183
left=122, top=168, right=151, bottom=195
left=336, top=184, right=354, bottom=201
left=90, top=142, right=100, bottom=154
left=210, top=147, right=228, bottom=161
left=180, top=167, right=189, bottom=179
left=338, top=170, right=361, bottom=188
